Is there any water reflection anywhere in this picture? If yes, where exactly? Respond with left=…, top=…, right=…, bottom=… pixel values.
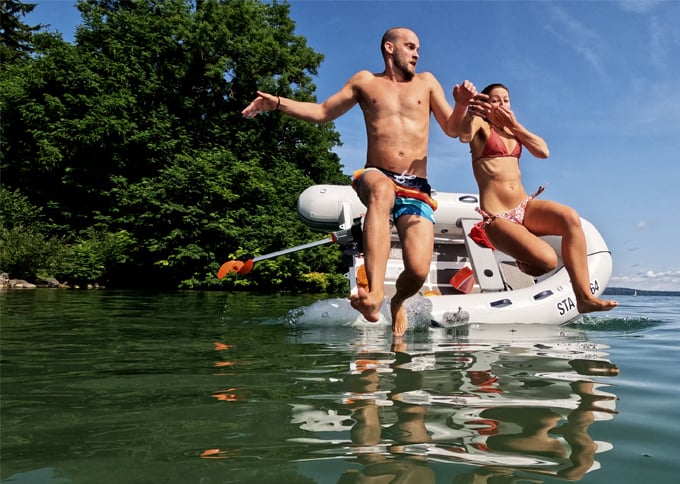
left=334, top=342, right=436, bottom=483
left=288, top=325, right=619, bottom=482
left=1, top=292, right=666, bottom=483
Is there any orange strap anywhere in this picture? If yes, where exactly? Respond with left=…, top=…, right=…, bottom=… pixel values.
left=352, top=168, right=438, bottom=211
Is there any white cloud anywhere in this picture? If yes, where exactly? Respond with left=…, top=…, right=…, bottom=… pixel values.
left=645, top=269, right=680, bottom=279
left=606, top=77, right=680, bottom=136
left=611, top=268, right=680, bottom=291
left=543, top=5, right=606, bottom=79
left=649, top=16, right=666, bottom=71
left=617, top=0, right=661, bottom=14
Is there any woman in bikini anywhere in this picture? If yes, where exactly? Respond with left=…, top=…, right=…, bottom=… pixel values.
left=455, top=82, right=617, bottom=313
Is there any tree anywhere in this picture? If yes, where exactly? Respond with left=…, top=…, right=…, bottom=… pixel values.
left=0, top=0, right=42, bottom=63
left=1, top=0, right=350, bottom=289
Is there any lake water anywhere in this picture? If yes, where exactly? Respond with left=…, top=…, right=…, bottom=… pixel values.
left=1, top=290, right=678, bottom=483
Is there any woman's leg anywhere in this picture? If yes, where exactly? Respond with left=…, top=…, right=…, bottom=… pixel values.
left=485, top=216, right=558, bottom=277
left=523, top=200, right=617, bottom=313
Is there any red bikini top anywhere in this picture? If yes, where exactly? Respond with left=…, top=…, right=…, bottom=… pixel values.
left=473, top=126, right=522, bottom=162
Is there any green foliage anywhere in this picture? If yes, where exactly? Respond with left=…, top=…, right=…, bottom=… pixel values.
left=0, top=186, right=44, bottom=229
left=0, top=0, right=42, bottom=63
left=0, top=186, right=135, bottom=285
left=300, top=272, right=337, bottom=293
left=0, top=225, right=63, bottom=280
left=54, top=228, right=135, bottom=286
left=0, top=0, right=352, bottom=291
left=0, top=186, right=60, bottom=280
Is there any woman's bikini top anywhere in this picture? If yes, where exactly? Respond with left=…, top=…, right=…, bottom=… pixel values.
left=473, top=125, right=522, bottom=162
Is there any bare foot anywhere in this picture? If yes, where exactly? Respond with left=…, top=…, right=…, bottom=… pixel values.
left=569, top=359, right=620, bottom=376
left=390, top=299, right=408, bottom=337
left=391, top=338, right=406, bottom=353
left=350, top=286, right=383, bottom=322
left=577, top=296, right=618, bottom=314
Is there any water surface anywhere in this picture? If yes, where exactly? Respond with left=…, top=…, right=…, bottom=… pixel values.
left=1, top=290, right=678, bottom=483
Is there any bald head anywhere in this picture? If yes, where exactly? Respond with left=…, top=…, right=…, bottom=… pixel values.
left=380, top=27, right=417, bottom=58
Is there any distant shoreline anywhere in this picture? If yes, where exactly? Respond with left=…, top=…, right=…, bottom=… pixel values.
left=604, top=287, right=680, bottom=297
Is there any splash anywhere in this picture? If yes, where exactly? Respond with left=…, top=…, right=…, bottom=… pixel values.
left=567, top=314, right=661, bottom=332
left=281, top=298, right=388, bottom=328
left=280, top=294, right=439, bottom=330
left=402, top=294, right=436, bottom=330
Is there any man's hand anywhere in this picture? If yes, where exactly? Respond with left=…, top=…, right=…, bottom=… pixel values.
left=241, top=91, right=279, bottom=118
left=452, top=80, right=477, bottom=106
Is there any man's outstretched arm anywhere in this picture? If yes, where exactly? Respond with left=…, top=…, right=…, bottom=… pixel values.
left=242, top=72, right=366, bottom=123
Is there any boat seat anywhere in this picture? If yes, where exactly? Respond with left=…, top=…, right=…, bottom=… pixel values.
left=459, top=218, right=505, bottom=292
left=499, top=260, right=535, bottom=290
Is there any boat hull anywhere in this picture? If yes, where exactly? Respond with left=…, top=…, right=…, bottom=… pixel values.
left=297, top=185, right=613, bottom=327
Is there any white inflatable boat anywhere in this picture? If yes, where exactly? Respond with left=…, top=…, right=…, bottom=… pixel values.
left=297, top=185, right=613, bottom=327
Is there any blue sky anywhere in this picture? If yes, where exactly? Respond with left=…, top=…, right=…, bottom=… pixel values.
left=27, top=1, right=680, bottom=291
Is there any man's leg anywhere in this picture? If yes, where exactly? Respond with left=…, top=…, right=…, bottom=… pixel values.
left=390, top=214, right=434, bottom=336
left=350, top=171, right=396, bottom=322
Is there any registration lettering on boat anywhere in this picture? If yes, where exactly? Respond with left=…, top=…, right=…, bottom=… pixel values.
left=590, top=279, right=601, bottom=295
left=557, top=297, right=577, bottom=316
